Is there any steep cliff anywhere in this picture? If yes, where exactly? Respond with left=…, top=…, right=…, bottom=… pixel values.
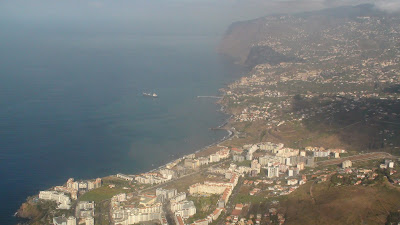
left=218, top=18, right=266, bottom=65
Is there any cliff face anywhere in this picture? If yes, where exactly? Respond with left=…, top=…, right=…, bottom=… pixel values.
left=16, top=202, right=41, bottom=220
left=218, top=19, right=265, bottom=65
left=218, top=4, right=382, bottom=68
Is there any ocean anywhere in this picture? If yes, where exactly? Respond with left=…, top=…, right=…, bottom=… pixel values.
left=0, top=30, right=241, bottom=224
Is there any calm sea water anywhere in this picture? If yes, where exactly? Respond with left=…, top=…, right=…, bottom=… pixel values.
left=0, top=30, right=240, bottom=224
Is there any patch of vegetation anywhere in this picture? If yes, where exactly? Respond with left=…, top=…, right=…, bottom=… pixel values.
left=95, top=200, right=111, bottom=225
left=79, top=186, right=129, bottom=203
left=231, top=193, right=264, bottom=205
left=187, top=194, right=220, bottom=223
left=163, top=173, right=207, bottom=193
left=281, top=179, right=400, bottom=225
left=386, top=211, right=400, bottom=225
left=235, top=160, right=251, bottom=167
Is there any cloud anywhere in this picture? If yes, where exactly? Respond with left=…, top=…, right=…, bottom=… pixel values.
left=374, top=0, right=400, bottom=12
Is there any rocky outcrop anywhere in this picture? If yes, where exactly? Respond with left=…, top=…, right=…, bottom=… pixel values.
left=16, top=202, right=42, bottom=220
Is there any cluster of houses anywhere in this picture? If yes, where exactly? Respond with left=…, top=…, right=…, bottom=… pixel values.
left=112, top=194, right=163, bottom=225
left=39, top=177, right=102, bottom=210
left=222, top=11, right=400, bottom=128
left=38, top=178, right=101, bottom=225
left=227, top=203, right=286, bottom=225
left=305, top=146, right=347, bottom=158
left=236, top=142, right=316, bottom=179
left=112, top=188, right=196, bottom=225
left=183, top=149, right=231, bottom=170
left=52, top=200, right=95, bottom=225
left=331, top=159, right=397, bottom=186
left=129, top=167, right=178, bottom=185
left=50, top=138, right=393, bottom=225
left=39, top=191, right=72, bottom=210
left=188, top=178, right=238, bottom=225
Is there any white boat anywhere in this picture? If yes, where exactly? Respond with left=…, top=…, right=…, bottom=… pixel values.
left=143, top=92, right=158, bottom=98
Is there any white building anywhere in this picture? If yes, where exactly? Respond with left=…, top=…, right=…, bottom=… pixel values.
left=160, top=169, right=176, bottom=179
left=117, top=173, right=134, bottom=181
left=170, top=192, right=187, bottom=204
left=267, top=166, right=279, bottom=178
left=258, top=155, right=281, bottom=166
left=285, top=157, right=291, bottom=166
left=113, top=209, right=162, bottom=225
left=209, top=154, right=221, bottom=163
left=39, top=191, right=71, bottom=209
left=385, top=159, right=395, bottom=168
left=287, top=179, right=298, bottom=185
left=198, top=157, right=210, bottom=166
left=135, top=174, right=168, bottom=185
left=156, top=188, right=177, bottom=202
left=114, top=193, right=127, bottom=202
left=87, top=178, right=102, bottom=190
left=313, top=150, right=330, bottom=158
left=333, top=152, right=340, bottom=158
left=171, top=201, right=196, bottom=218
left=342, top=160, right=352, bottom=169
left=76, top=201, right=95, bottom=218
left=233, top=155, right=245, bottom=162
left=297, top=162, right=305, bottom=171
left=53, top=216, right=76, bottom=225
left=217, top=149, right=230, bottom=159
left=251, top=160, right=261, bottom=174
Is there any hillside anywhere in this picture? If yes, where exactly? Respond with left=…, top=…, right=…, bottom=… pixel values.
left=218, top=4, right=386, bottom=66
left=218, top=3, right=400, bottom=154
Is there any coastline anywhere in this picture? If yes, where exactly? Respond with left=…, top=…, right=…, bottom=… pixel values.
left=15, top=72, right=239, bottom=223
left=112, top=97, right=234, bottom=174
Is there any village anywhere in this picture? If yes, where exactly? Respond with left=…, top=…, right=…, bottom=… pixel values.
left=19, top=5, right=400, bottom=225
left=32, top=139, right=399, bottom=225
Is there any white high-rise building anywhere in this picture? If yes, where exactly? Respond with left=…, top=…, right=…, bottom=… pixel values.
left=267, top=166, right=279, bottom=178
left=285, top=157, right=291, bottom=166
left=209, top=154, right=221, bottom=163
left=39, top=191, right=71, bottom=209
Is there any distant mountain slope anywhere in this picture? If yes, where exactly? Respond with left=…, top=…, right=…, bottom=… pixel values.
left=218, top=4, right=386, bottom=67
left=245, top=45, right=299, bottom=68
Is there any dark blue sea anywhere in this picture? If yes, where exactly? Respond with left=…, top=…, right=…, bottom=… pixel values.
left=0, top=28, right=240, bottom=224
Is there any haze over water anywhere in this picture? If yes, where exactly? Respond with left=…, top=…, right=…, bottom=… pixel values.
left=0, top=29, right=243, bottom=223
left=0, top=0, right=363, bottom=224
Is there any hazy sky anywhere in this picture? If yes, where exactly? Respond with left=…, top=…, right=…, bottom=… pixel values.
left=0, top=0, right=399, bottom=35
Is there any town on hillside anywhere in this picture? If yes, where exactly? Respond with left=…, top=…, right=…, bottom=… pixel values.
left=17, top=4, right=400, bottom=225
